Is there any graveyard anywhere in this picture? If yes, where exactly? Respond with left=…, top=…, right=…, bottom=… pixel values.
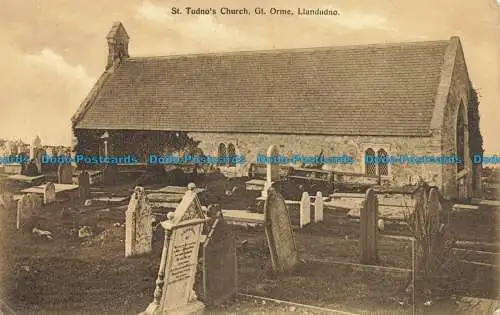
left=0, top=143, right=499, bottom=315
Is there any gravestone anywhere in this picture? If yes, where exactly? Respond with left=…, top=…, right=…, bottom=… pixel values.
left=360, top=188, right=378, bottom=264
left=427, top=188, right=441, bottom=233
left=264, top=187, right=298, bottom=273
left=198, top=212, right=237, bottom=306
left=17, top=193, right=41, bottom=231
left=78, top=171, right=90, bottom=202
left=314, top=191, right=324, bottom=222
left=57, top=164, right=73, bottom=184
left=34, top=149, right=43, bottom=174
left=299, top=192, right=311, bottom=228
left=265, top=145, right=280, bottom=196
left=43, top=182, right=56, bottom=204
left=141, top=187, right=208, bottom=315
left=125, top=186, right=153, bottom=257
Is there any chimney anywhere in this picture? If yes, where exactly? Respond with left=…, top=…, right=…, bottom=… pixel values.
left=106, top=22, right=129, bottom=70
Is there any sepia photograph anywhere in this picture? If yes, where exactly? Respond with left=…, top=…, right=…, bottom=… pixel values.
left=0, top=0, right=499, bottom=314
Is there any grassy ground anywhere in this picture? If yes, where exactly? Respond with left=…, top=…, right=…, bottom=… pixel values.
left=0, top=171, right=498, bottom=314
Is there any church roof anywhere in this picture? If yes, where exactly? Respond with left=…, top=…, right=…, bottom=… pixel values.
left=73, top=35, right=464, bottom=136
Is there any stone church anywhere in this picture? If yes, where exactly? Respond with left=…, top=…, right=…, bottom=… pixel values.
left=71, top=22, right=482, bottom=201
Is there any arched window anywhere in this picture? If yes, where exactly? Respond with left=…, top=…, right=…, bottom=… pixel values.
left=456, top=103, right=465, bottom=172
left=365, top=148, right=376, bottom=176
left=227, top=143, right=236, bottom=167
left=218, top=143, right=227, bottom=166
left=377, top=149, right=388, bottom=176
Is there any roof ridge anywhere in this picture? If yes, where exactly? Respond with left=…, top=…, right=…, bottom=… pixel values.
left=127, top=39, right=452, bottom=60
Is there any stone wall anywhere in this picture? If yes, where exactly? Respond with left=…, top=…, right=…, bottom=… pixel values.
left=188, top=132, right=447, bottom=194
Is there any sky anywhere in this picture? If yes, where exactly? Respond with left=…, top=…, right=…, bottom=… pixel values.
left=0, top=0, right=498, bottom=155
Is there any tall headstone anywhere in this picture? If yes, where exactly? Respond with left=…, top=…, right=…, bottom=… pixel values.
left=264, top=187, right=298, bottom=273
left=427, top=188, right=441, bottom=233
left=299, top=192, right=311, bottom=228
left=43, top=182, right=56, bottom=204
left=141, top=186, right=208, bottom=315
left=125, top=186, right=153, bottom=257
left=17, top=193, right=42, bottom=231
left=78, top=171, right=90, bottom=202
left=314, top=191, right=324, bottom=222
left=360, top=188, right=378, bottom=264
left=198, top=212, right=237, bottom=306
left=57, top=164, right=73, bottom=184
left=265, top=145, right=280, bottom=195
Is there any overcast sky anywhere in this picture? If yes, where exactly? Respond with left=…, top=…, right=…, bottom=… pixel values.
left=0, top=0, right=498, bottom=154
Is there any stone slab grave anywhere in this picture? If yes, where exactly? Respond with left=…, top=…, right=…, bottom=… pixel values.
left=2, top=164, right=22, bottom=175
left=125, top=186, right=153, bottom=257
left=57, top=164, right=73, bottom=184
left=7, top=174, right=45, bottom=185
left=141, top=186, right=208, bottom=315
left=17, top=193, right=42, bottom=232
left=299, top=192, right=311, bottom=228
left=360, top=188, right=378, bottom=264
left=314, top=191, right=324, bottom=222
left=197, top=209, right=237, bottom=307
left=21, top=183, right=78, bottom=205
left=264, top=187, right=298, bottom=273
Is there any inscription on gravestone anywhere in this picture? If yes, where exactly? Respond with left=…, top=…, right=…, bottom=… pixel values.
left=141, top=188, right=207, bottom=315
left=264, top=187, right=298, bottom=273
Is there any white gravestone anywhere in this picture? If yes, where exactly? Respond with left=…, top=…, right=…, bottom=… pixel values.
left=299, top=192, right=311, bottom=228
left=141, top=185, right=208, bottom=315
left=314, top=191, right=324, bottom=222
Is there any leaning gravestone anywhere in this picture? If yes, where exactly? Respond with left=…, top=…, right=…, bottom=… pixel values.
left=125, top=187, right=153, bottom=257
left=78, top=171, right=90, bottom=202
left=360, top=188, right=378, bottom=264
left=198, top=212, right=237, bottom=306
left=43, top=182, right=56, bottom=204
left=299, top=192, right=311, bottom=228
left=264, top=187, right=298, bottom=273
left=17, top=193, right=41, bottom=231
left=57, top=164, right=73, bottom=184
left=314, top=191, right=324, bottom=222
left=141, top=186, right=208, bottom=315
